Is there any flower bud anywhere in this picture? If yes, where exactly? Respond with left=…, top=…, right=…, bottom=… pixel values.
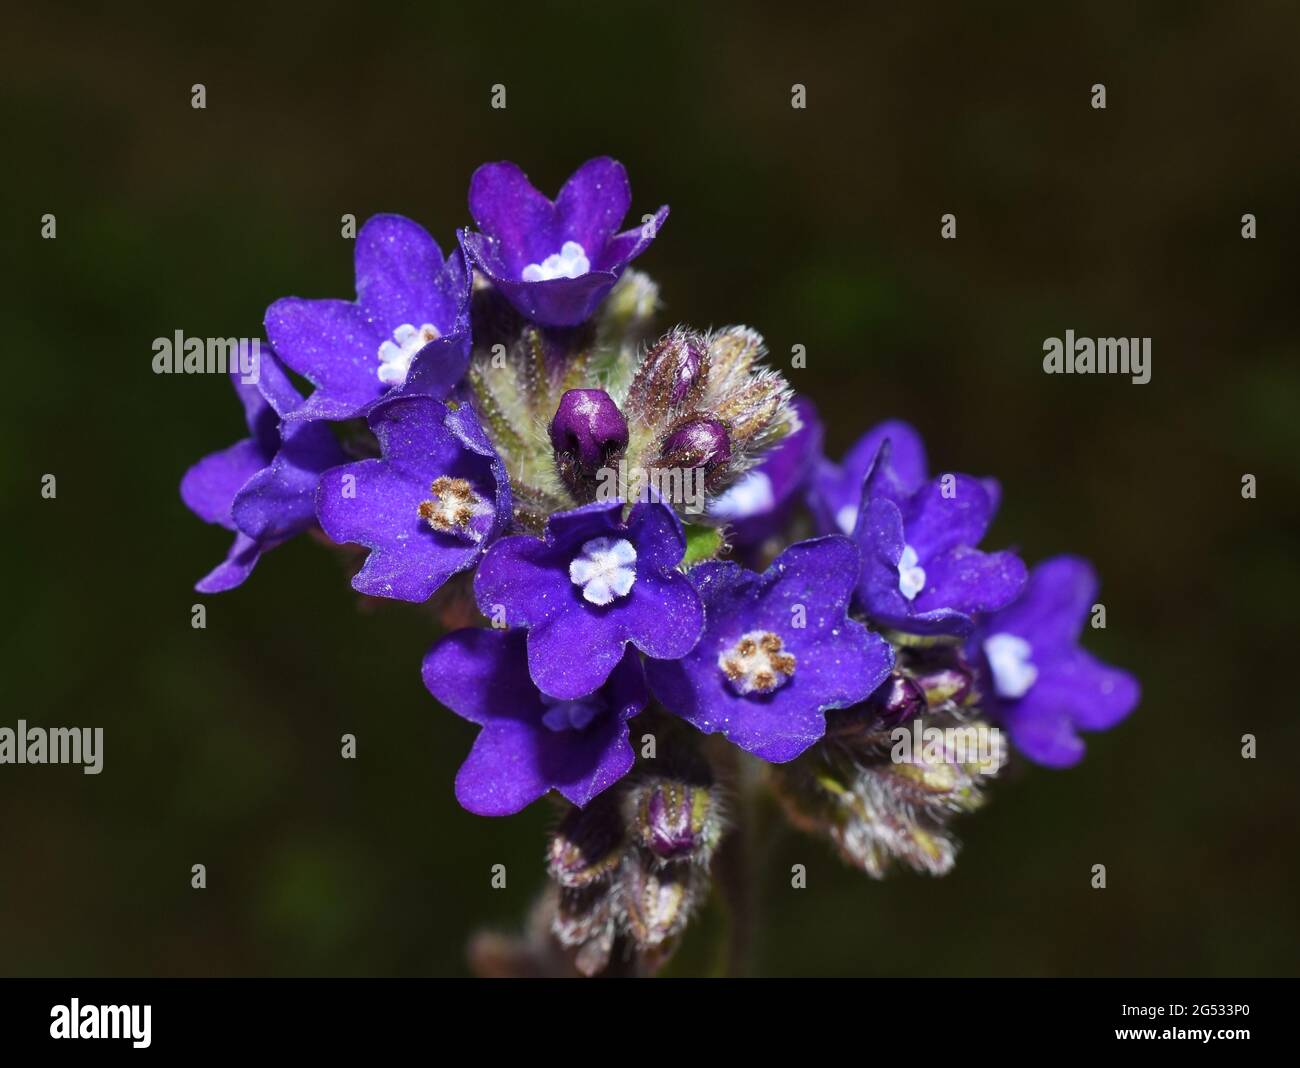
left=872, top=672, right=927, bottom=728
left=911, top=658, right=975, bottom=710
left=549, top=388, right=629, bottom=502
left=619, top=852, right=704, bottom=950
left=552, top=884, right=617, bottom=977
left=626, top=328, right=710, bottom=420
left=658, top=417, right=730, bottom=468
left=824, top=673, right=925, bottom=745
left=546, top=793, right=627, bottom=888
left=770, top=708, right=1005, bottom=879
left=625, top=776, right=723, bottom=865
left=668, top=337, right=706, bottom=405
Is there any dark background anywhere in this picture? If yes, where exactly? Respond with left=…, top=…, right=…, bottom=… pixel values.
left=2, top=1, right=1297, bottom=976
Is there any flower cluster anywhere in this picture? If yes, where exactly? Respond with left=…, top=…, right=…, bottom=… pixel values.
left=183, top=156, right=1139, bottom=974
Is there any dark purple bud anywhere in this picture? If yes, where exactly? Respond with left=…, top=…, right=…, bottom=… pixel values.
left=550, top=389, right=628, bottom=470
left=657, top=418, right=731, bottom=473
left=549, top=388, right=629, bottom=502
left=626, top=777, right=722, bottom=864
left=872, top=672, right=927, bottom=728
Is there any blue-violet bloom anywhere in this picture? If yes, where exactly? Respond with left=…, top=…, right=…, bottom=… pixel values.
left=970, top=555, right=1139, bottom=767
left=473, top=501, right=704, bottom=700
left=315, top=394, right=511, bottom=602
left=460, top=157, right=668, bottom=327
left=265, top=214, right=471, bottom=423
left=181, top=352, right=344, bottom=593
left=847, top=428, right=1026, bottom=636
left=646, top=537, right=894, bottom=762
left=423, top=628, right=648, bottom=816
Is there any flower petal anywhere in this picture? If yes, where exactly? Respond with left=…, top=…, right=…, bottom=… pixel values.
left=592, top=205, right=668, bottom=273
left=195, top=531, right=264, bottom=594
left=527, top=606, right=630, bottom=700
left=902, top=474, right=993, bottom=559
left=916, top=545, right=1027, bottom=617
left=467, top=161, right=559, bottom=272
left=264, top=297, right=385, bottom=418
left=987, top=554, right=1098, bottom=654
left=181, top=438, right=267, bottom=529
left=231, top=421, right=343, bottom=542
left=554, top=156, right=632, bottom=252
left=1003, top=698, right=1087, bottom=768
left=1032, top=647, right=1140, bottom=731
left=354, top=214, right=456, bottom=330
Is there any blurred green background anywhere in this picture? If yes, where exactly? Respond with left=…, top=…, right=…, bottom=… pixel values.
left=2, top=1, right=1298, bottom=976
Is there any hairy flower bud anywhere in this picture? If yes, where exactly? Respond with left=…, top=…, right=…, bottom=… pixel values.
left=624, top=775, right=724, bottom=864
left=625, top=327, right=710, bottom=421
left=655, top=418, right=732, bottom=489
left=549, top=388, right=629, bottom=502
left=771, top=704, right=1005, bottom=879
left=552, top=884, right=618, bottom=977
left=620, top=852, right=706, bottom=951
left=668, top=339, right=706, bottom=406
left=547, top=794, right=628, bottom=888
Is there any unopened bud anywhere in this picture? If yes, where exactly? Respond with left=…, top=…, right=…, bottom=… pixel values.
left=625, top=776, right=723, bottom=864
left=547, top=795, right=627, bottom=888
left=626, top=328, right=710, bottom=420
left=552, top=884, right=617, bottom=977
left=549, top=388, right=629, bottom=502
left=620, top=852, right=705, bottom=950
left=872, top=672, right=927, bottom=727
left=912, top=660, right=975, bottom=709
left=658, top=417, right=730, bottom=469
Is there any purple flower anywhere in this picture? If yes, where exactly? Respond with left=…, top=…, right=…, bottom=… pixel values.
left=460, top=157, right=669, bottom=327
left=646, top=537, right=895, bottom=762
left=709, top=395, right=824, bottom=547
left=423, top=628, right=647, bottom=815
left=181, top=353, right=344, bottom=593
left=315, top=395, right=511, bottom=602
left=842, top=426, right=1026, bottom=637
left=970, top=555, right=1139, bottom=767
left=473, top=501, right=704, bottom=700
left=811, top=419, right=928, bottom=537
left=264, top=214, right=471, bottom=423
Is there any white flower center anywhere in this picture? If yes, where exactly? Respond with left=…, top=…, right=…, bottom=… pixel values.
left=983, top=632, right=1038, bottom=699
left=540, top=693, right=603, bottom=733
left=836, top=503, right=858, bottom=534
left=897, top=543, right=926, bottom=601
left=569, top=536, right=637, bottom=606
left=521, top=240, right=590, bottom=282
left=377, top=322, right=440, bottom=387
left=709, top=471, right=774, bottom=521
left=719, top=630, right=796, bottom=696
